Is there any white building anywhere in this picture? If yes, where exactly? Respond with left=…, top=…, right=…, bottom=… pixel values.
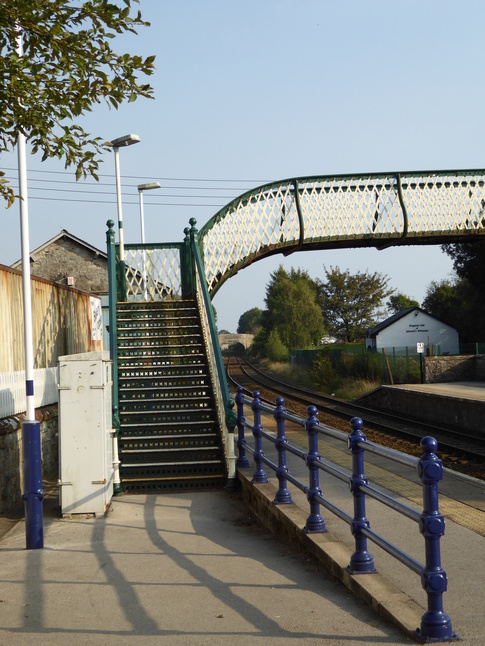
left=366, top=308, right=459, bottom=355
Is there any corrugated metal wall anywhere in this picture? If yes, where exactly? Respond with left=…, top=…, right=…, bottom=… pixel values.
left=0, top=264, right=103, bottom=372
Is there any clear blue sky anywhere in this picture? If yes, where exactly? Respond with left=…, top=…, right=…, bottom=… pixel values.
left=2, top=0, right=485, bottom=332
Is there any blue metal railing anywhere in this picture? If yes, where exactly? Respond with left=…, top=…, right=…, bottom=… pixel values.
left=234, top=386, right=457, bottom=643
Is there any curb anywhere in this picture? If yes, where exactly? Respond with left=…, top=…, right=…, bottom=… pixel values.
left=237, top=468, right=426, bottom=643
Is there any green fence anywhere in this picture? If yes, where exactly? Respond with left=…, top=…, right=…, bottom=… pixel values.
left=291, top=346, right=423, bottom=385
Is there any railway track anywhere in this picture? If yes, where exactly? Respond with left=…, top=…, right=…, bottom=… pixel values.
left=226, top=355, right=485, bottom=478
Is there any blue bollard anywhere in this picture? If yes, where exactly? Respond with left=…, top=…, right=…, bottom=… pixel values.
left=347, top=417, right=376, bottom=574
left=22, top=420, right=44, bottom=550
left=416, top=436, right=457, bottom=642
left=251, top=391, right=268, bottom=484
left=304, top=405, right=326, bottom=533
left=273, top=397, right=293, bottom=504
left=235, top=386, right=250, bottom=468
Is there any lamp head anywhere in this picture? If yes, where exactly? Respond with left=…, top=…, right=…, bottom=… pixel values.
left=138, top=182, right=161, bottom=192
left=111, top=134, right=141, bottom=148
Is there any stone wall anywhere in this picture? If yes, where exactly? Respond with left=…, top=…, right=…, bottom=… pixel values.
left=28, top=238, right=108, bottom=294
left=424, top=355, right=485, bottom=383
left=0, top=405, right=58, bottom=514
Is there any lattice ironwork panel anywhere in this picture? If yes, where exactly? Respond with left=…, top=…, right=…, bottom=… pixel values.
left=124, top=246, right=183, bottom=301
left=198, top=170, right=485, bottom=293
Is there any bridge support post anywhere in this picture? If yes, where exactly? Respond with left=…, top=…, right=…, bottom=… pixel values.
left=416, top=437, right=457, bottom=642
left=235, top=386, right=250, bottom=468
left=347, top=417, right=376, bottom=574
left=251, top=391, right=268, bottom=484
left=304, top=405, right=326, bottom=533
left=273, top=397, right=293, bottom=504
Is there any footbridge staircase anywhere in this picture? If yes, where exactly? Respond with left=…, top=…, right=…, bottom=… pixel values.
left=106, top=169, right=485, bottom=494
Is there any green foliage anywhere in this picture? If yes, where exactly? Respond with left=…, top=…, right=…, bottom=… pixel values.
left=237, top=307, right=263, bottom=334
left=311, top=350, right=336, bottom=389
left=266, top=329, right=289, bottom=362
left=436, top=241, right=485, bottom=342
left=263, top=265, right=326, bottom=349
left=387, top=292, right=420, bottom=313
left=248, top=328, right=268, bottom=359
left=317, top=266, right=394, bottom=342
left=0, top=0, right=155, bottom=206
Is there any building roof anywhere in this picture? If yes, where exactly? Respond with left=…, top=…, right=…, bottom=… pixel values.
left=11, top=229, right=107, bottom=268
left=367, top=307, right=457, bottom=338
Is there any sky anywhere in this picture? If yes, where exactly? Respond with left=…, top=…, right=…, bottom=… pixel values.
left=2, top=0, right=485, bottom=333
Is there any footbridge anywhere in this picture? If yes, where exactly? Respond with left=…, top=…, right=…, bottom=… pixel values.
left=106, top=167, right=485, bottom=495
left=104, top=168, right=485, bottom=643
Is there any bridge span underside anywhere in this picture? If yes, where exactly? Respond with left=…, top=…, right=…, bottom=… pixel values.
left=198, top=169, right=485, bottom=295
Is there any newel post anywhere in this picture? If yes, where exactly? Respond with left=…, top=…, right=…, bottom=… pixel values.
left=347, top=417, right=376, bottom=574
left=235, top=386, right=250, bottom=468
left=273, top=396, right=293, bottom=504
left=304, top=405, right=326, bottom=533
left=251, top=391, right=268, bottom=484
left=416, top=436, right=457, bottom=642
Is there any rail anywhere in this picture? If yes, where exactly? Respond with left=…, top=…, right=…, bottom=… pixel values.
left=189, top=219, right=237, bottom=487
left=233, top=386, right=457, bottom=643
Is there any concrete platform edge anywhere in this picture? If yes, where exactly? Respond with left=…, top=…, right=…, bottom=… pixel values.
left=237, top=468, right=427, bottom=644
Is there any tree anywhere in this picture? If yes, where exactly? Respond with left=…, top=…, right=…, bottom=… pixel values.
left=0, top=0, right=155, bottom=206
left=237, top=307, right=263, bottom=334
left=263, top=265, right=326, bottom=349
left=421, top=277, right=478, bottom=341
left=317, top=266, right=393, bottom=342
left=433, top=241, right=485, bottom=341
left=387, top=292, right=420, bottom=314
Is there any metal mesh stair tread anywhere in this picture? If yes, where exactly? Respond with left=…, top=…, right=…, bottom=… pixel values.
left=122, top=419, right=216, bottom=430
left=119, top=386, right=210, bottom=394
left=120, top=432, right=218, bottom=441
left=121, top=474, right=225, bottom=483
left=121, top=459, right=222, bottom=467
left=115, top=299, right=226, bottom=492
left=121, top=446, right=221, bottom=454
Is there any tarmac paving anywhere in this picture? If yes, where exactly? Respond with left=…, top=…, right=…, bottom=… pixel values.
left=0, top=488, right=415, bottom=646
left=1, top=415, right=484, bottom=645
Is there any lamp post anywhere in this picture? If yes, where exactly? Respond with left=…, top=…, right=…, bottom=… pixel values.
left=137, top=182, right=161, bottom=300
left=137, top=182, right=161, bottom=243
left=16, top=26, right=43, bottom=550
left=111, top=134, right=140, bottom=264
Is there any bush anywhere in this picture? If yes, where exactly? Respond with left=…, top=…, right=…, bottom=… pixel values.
left=311, top=351, right=337, bottom=388
left=266, top=330, right=289, bottom=362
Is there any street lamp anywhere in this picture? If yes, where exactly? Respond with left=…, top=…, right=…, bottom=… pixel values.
left=137, top=182, right=161, bottom=243
left=111, top=134, right=140, bottom=263
left=137, top=182, right=161, bottom=300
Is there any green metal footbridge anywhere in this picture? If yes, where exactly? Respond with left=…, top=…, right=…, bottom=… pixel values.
left=106, top=168, right=485, bottom=493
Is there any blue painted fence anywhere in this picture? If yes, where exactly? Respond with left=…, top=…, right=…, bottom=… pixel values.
left=234, top=386, right=457, bottom=643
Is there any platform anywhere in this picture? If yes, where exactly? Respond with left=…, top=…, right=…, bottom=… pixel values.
left=357, top=380, right=485, bottom=435
left=391, top=381, right=485, bottom=401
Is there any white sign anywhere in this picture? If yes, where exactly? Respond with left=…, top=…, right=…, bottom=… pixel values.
left=417, top=342, right=425, bottom=354
left=90, top=297, right=103, bottom=341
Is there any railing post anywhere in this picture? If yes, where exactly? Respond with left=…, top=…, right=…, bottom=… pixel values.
left=273, top=396, right=293, bottom=504
left=416, top=436, right=457, bottom=642
left=251, top=391, right=268, bottom=483
left=347, top=417, right=376, bottom=574
left=235, top=386, right=250, bottom=468
left=304, top=405, right=326, bottom=533
left=106, top=220, right=122, bottom=495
